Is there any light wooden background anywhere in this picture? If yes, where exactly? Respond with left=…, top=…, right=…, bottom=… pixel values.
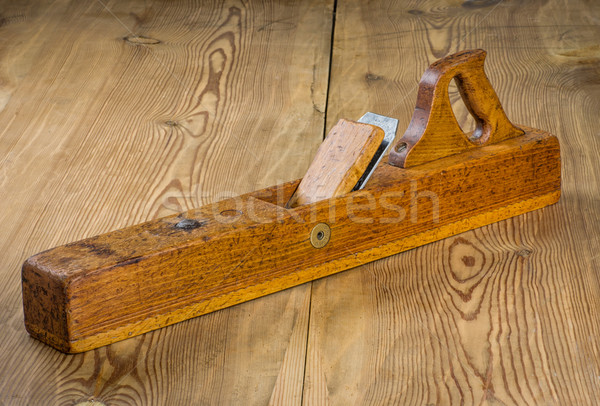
left=1, top=0, right=599, bottom=404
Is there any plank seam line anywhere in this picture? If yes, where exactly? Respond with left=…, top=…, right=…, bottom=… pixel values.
left=300, top=2, right=337, bottom=402
left=321, top=0, right=338, bottom=141
left=299, top=282, right=314, bottom=405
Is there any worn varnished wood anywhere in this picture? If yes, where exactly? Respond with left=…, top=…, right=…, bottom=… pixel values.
left=305, top=0, right=600, bottom=404
left=287, top=119, right=384, bottom=207
left=22, top=125, right=560, bottom=353
left=0, top=0, right=333, bottom=404
left=388, top=49, right=524, bottom=168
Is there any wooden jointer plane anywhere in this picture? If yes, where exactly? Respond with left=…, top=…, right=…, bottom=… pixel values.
left=22, top=50, right=561, bottom=353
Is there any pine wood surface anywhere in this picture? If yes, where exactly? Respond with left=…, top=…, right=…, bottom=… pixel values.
left=309, top=0, right=600, bottom=404
left=1, top=0, right=599, bottom=405
left=0, top=0, right=332, bottom=404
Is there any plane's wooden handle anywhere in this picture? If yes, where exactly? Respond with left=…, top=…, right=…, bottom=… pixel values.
left=388, top=49, right=524, bottom=168
left=287, top=119, right=384, bottom=208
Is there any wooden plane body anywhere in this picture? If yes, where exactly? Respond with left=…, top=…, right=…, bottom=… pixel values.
left=22, top=125, right=560, bottom=353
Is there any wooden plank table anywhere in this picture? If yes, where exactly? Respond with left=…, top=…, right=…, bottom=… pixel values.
left=1, top=0, right=599, bottom=404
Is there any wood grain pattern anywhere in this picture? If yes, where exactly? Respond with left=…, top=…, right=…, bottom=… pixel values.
left=305, top=0, right=600, bottom=404
left=2, top=0, right=600, bottom=404
left=287, top=119, right=384, bottom=207
left=0, top=0, right=333, bottom=403
left=22, top=126, right=559, bottom=353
